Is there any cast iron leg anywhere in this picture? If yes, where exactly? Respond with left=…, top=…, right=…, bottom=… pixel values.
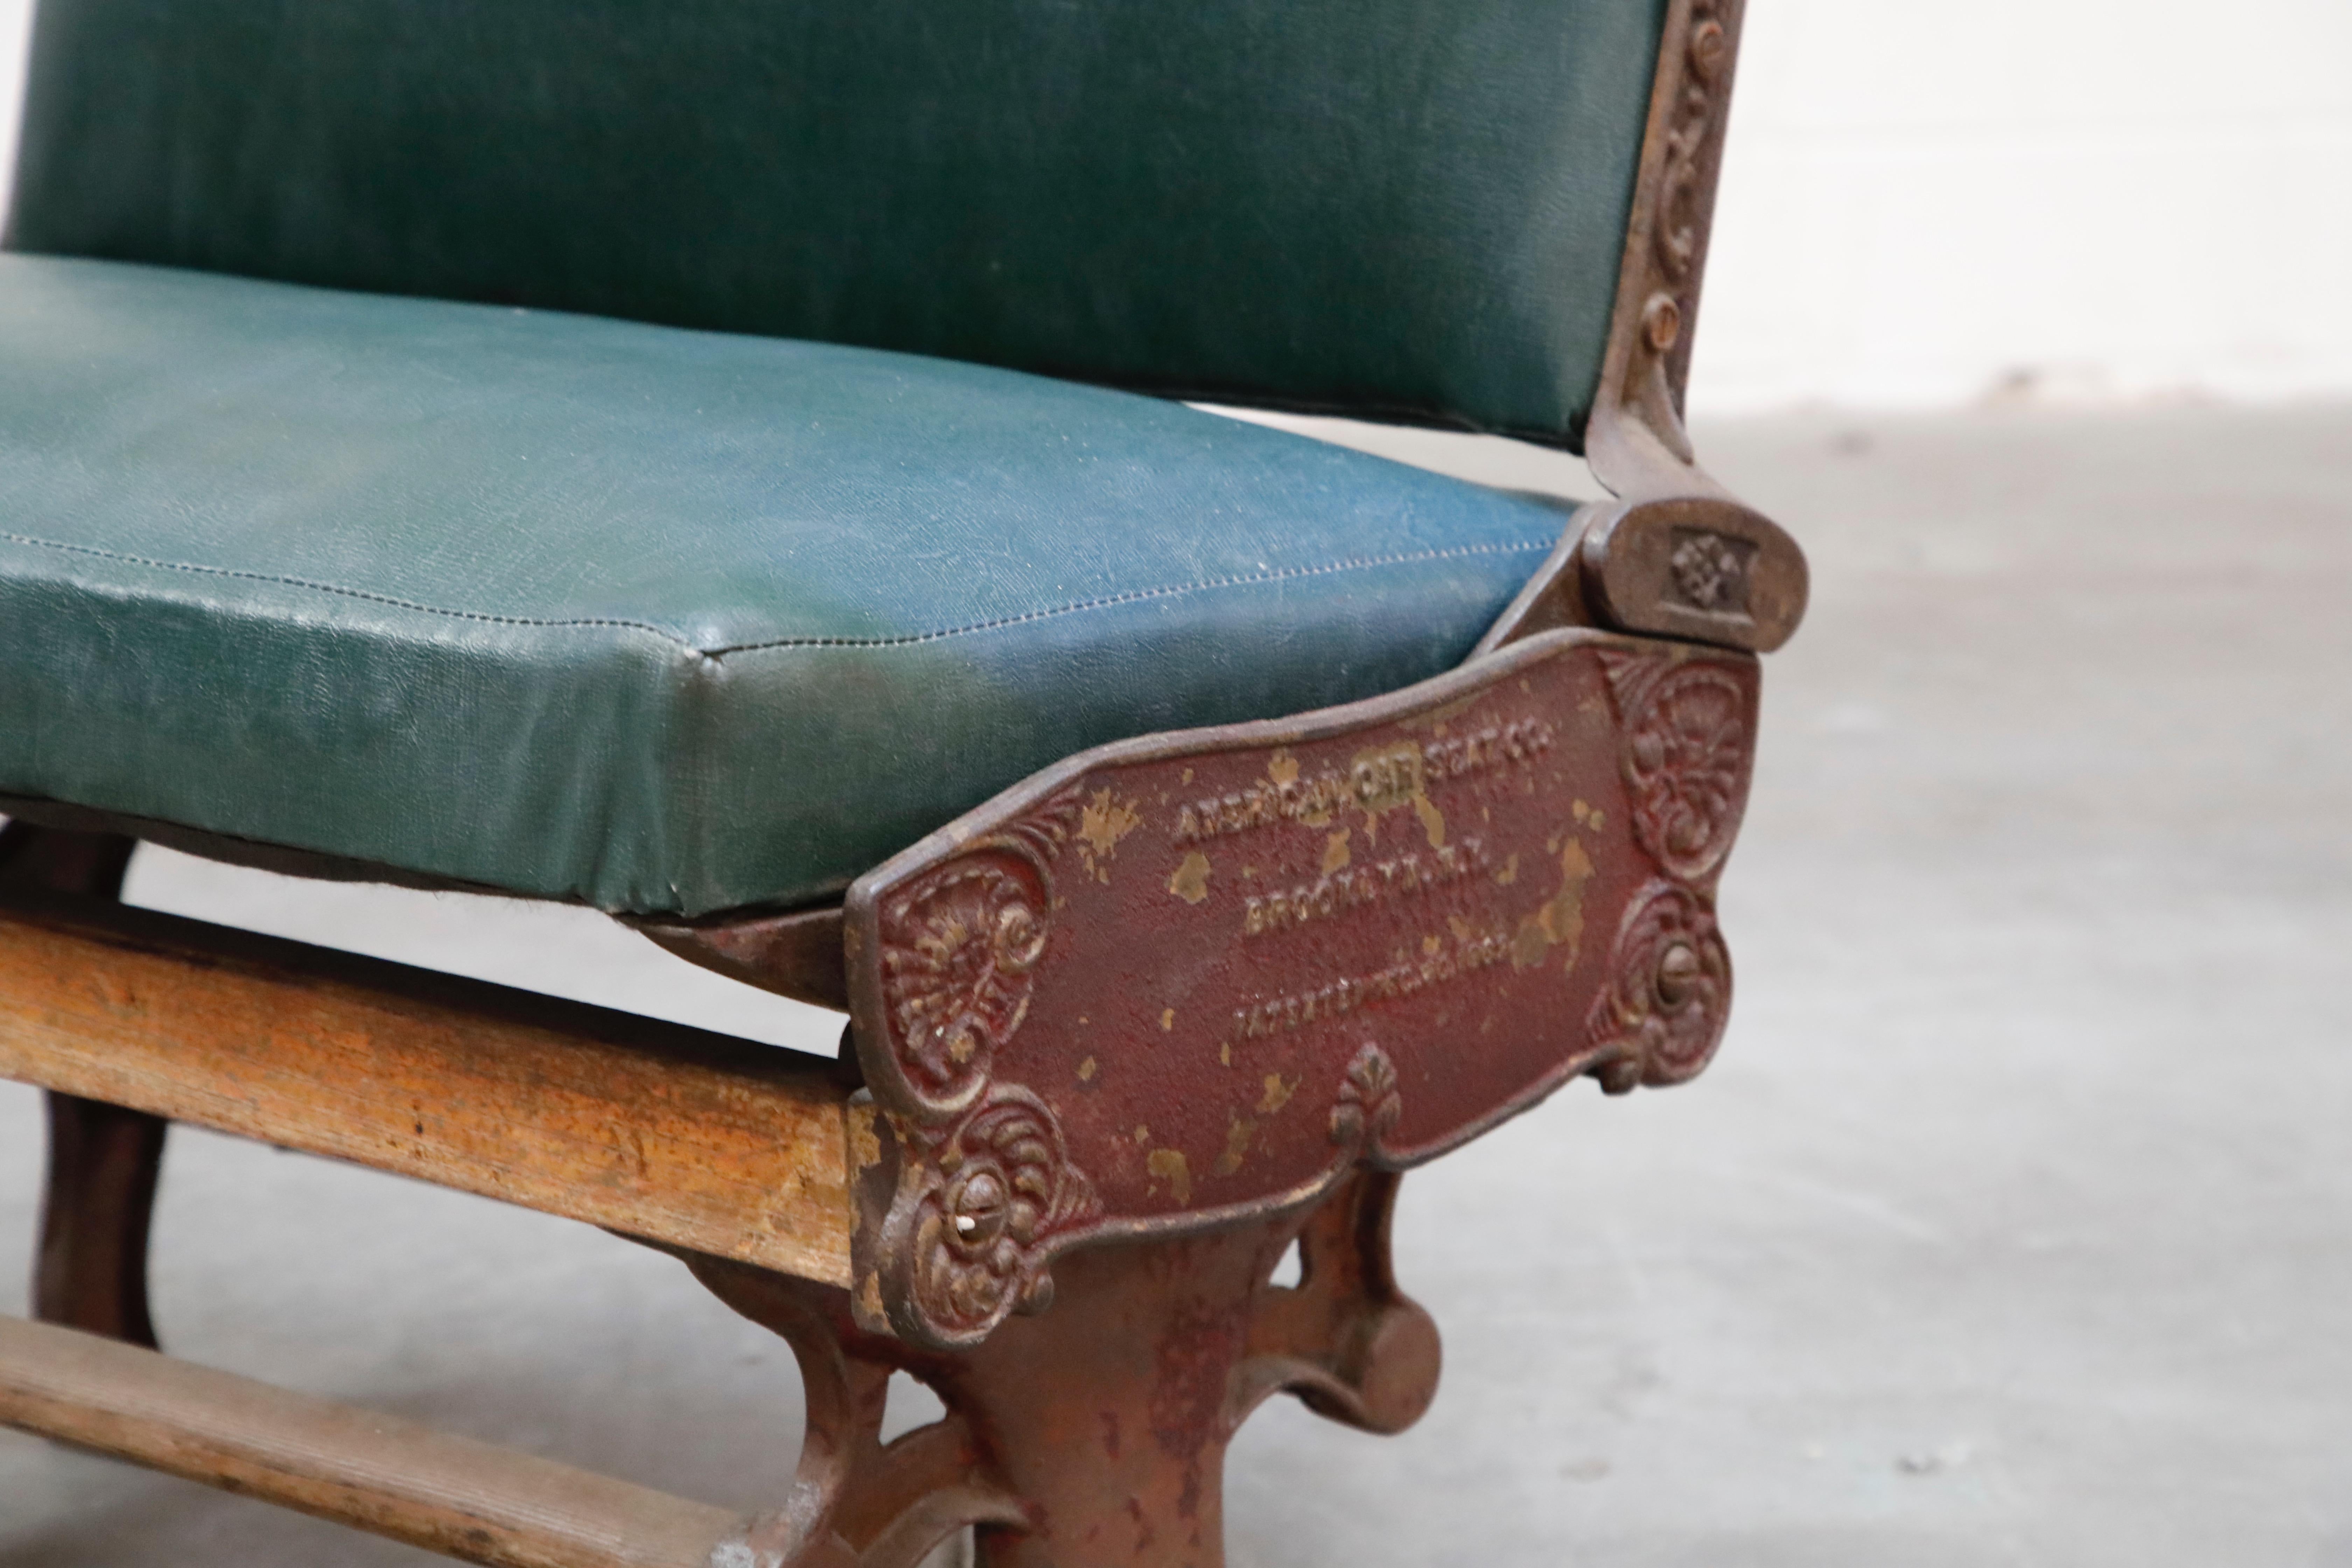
left=684, top=1171, right=1438, bottom=1568
left=34, top=1093, right=168, bottom=1348
left=0, top=821, right=168, bottom=1348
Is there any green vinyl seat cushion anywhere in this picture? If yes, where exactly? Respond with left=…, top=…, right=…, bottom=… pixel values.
left=0, top=255, right=1569, bottom=916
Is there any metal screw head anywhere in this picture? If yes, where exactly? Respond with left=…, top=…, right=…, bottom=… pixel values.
left=946, top=1167, right=1010, bottom=1252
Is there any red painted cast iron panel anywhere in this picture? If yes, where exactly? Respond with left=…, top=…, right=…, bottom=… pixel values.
left=846, top=629, right=1757, bottom=1346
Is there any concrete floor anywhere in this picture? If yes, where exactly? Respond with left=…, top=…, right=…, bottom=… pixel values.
left=3, top=400, right=2349, bottom=1565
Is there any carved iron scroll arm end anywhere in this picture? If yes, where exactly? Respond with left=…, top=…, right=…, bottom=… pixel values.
left=1230, top=1170, right=1442, bottom=1436
left=1479, top=0, right=1805, bottom=659
left=1473, top=493, right=1805, bottom=658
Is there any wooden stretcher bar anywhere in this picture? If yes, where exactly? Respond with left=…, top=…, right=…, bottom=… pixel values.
left=0, top=1313, right=748, bottom=1568
left=0, top=891, right=856, bottom=1287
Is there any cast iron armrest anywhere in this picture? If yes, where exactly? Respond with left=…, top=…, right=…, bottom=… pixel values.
left=1486, top=0, right=1807, bottom=662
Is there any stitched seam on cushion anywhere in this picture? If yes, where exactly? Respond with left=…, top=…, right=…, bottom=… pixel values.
left=0, top=531, right=687, bottom=638
left=703, top=540, right=1555, bottom=654
left=0, top=530, right=1555, bottom=654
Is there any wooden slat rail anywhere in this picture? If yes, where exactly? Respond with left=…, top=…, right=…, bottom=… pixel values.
left=0, top=1313, right=747, bottom=1568
left=0, top=891, right=854, bottom=1286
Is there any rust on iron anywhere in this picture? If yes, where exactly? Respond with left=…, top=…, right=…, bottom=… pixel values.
left=1585, top=0, right=1749, bottom=496
left=843, top=627, right=1760, bottom=1348
left=1476, top=495, right=1807, bottom=657
left=684, top=1165, right=1434, bottom=1568
left=635, top=901, right=852, bottom=1013
left=1499, top=0, right=1812, bottom=660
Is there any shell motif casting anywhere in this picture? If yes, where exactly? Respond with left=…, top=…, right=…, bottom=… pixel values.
left=878, top=853, right=1050, bottom=1116
left=1329, top=1043, right=1404, bottom=1158
left=905, top=1090, right=1100, bottom=1345
left=1610, top=657, right=1751, bottom=881
left=1585, top=880, right=1731, bottom=1086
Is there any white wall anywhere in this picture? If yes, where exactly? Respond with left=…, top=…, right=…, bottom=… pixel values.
left=4, top=0, right=2347, bottom=414
left=1694, top=0, right=2352, bottom=412
left=0, top=0, right=27, bottom=222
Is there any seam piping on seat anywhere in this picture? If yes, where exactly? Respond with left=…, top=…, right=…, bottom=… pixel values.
left=701, top=540, right=1556, bottom=656
left=0, top=531, right=690, bottom=639
left=0, top=529, right=1555, bottom=653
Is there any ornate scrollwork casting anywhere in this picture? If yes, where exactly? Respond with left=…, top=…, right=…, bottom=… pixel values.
left=1583, top=648, right=1748, bottom=1090
left=892, top=1088, right=1101, bottom=1345
left=877, top=853, right=1050, bottom=1117
left=872, top=785, right=1086, bottom=1120
left=1667, top=528, right=1754, bottom=614
left=863, top=786, right=1107, bottom=1350
left=1587, top=0, right=1744, bottom=484
left=1586, top=879, right=1730, bottom=1087
left=1624, top=666, right=1751, bottom=881
left=1654, top=0, right=1729, bottom=295
left=694, top=1172, right=1439, bottom=1568
left=1600, top=651, right=1752, bottom=882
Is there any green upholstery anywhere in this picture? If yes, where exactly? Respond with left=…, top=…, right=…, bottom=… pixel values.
left=8, top=0, right=1664, bottom=447
left=0, top=256, right=1569, bottom=915
left=1, top=0, right=1667, bottom=913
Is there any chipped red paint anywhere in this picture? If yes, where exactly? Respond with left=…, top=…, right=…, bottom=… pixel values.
left=846, top=629, right=1760, bottom=1350
left=693, top=1171, right=1436, bottom=1568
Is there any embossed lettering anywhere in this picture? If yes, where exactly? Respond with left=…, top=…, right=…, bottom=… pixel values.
left=1242, top=838, right=1490, bottom=939
left=1227, top=930, right=1513, bottom=1041
left=1349, top=742, right=1424, bottom=814
left=1172, top=719, right=1554, bottom=846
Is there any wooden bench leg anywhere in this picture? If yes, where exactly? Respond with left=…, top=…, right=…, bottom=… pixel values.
left=0, top=821, right=169, bottom=1347
left=685, top=1170, right=1439, bottom=1568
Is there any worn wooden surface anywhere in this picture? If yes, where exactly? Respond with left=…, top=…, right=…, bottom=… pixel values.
left=0, top=893, right=854, bottom=1286
left=0, top=1313, right=743, bottom=1568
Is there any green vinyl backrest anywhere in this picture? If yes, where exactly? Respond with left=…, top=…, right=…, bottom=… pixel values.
left=5, top=0, right=1666, bottom=447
